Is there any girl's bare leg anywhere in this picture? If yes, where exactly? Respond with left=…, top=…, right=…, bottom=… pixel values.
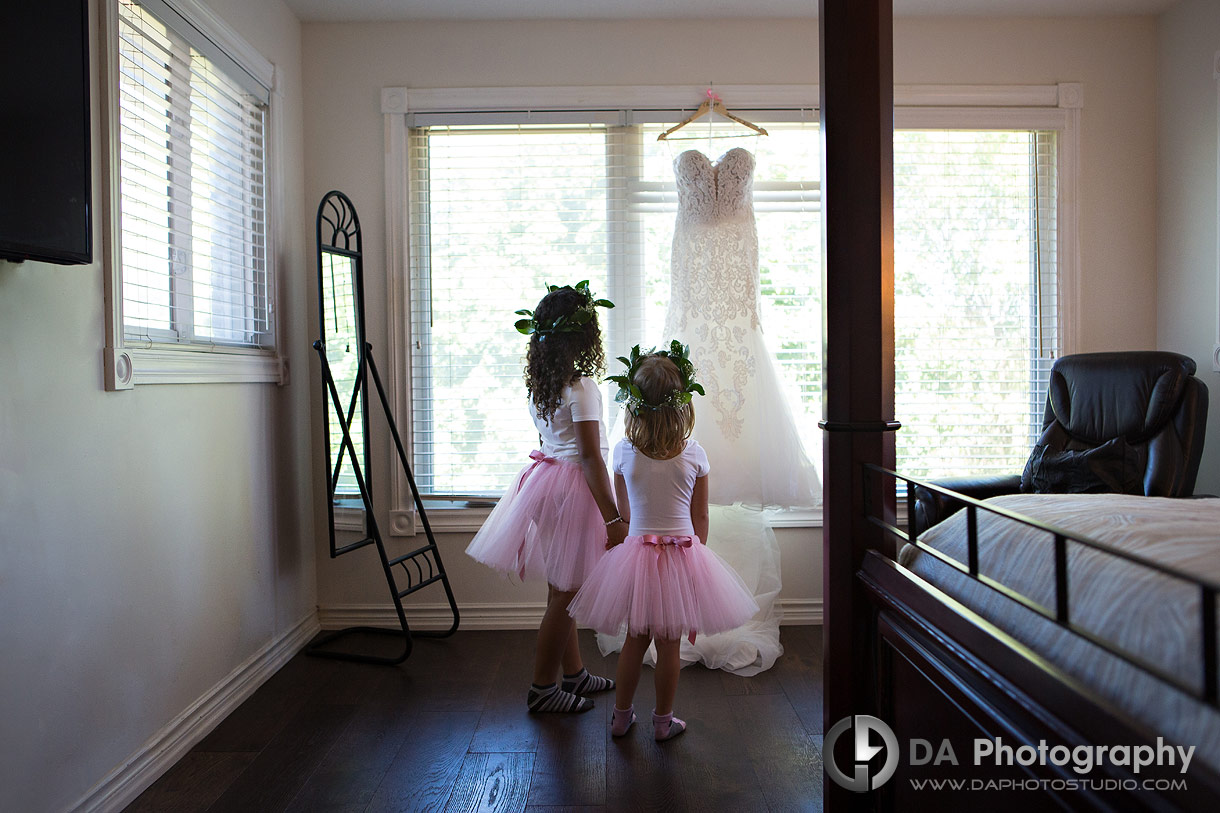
left=533, top=585, right=578, bottom=685
left=561, top=610, right=584, bottom=676
left=653, top=637, right=682, bottom=715
left=615, top=633, right=651, bottom=711
left=527, top=585, right=593, bottom=713
left=651, top=637, right=687, bottom=740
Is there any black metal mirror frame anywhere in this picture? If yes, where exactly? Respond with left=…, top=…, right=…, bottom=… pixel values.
left=309, top=190, right=459, bottom=664
left=315, top=190, right=373, bottom=555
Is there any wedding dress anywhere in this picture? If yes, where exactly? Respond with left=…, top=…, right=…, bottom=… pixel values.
left=663, top=147, right=820, bottom=509
left=596, top=147, right=818, bottom=676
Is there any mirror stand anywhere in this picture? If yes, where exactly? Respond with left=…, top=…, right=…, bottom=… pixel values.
left=310, top=190, right=460, bottom=664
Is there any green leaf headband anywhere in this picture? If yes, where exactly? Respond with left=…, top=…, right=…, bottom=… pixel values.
left=514, top=280, right=614, bottom=341
left=606, top=340, right=706, bottom=416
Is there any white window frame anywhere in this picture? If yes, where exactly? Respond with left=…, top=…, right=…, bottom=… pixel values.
left=380, top=83, right=1082, bottom=534
left=99, top=0, right=284, bottom=389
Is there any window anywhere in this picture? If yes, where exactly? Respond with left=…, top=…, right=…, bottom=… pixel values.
left=894, top=130, right=1059, bottom=480
left=408, top=125, right=618, bottom=495
left=393, top=88, right=1073, bottom=508
left=407, top=122, right=821, bottom=497
left=102, top=0, right=279, bottom=388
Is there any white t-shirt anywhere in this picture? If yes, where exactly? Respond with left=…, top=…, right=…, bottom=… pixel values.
left=532, top=376, right=609, bottom=463
left=612, top=439, right=710, bottom=536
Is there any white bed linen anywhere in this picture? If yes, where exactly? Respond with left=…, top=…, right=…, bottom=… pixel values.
left=899, top=493, right=1220, bottom=772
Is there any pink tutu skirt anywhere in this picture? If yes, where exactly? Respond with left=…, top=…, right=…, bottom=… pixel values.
left=568, top=534, right=760, bottom=641
left=465, top=451, right=607, bottom=591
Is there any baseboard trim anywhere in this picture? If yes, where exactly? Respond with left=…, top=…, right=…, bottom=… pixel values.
left=70, top=612, right=321, bottom=813
left=318, top=599, right=822, bottom=630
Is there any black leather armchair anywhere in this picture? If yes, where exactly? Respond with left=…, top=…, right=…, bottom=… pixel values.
left=913, top=351, right=1209, bottom=535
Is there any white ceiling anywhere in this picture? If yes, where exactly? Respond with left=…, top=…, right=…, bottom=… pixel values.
left=281, top=0, right=1181, bottom=23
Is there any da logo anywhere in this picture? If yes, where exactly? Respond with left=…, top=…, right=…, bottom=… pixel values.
left=824, top=715, right=899, bottom=792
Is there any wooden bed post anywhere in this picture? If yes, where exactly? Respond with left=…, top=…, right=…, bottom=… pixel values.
left=819, top=0, right=896, bottom=807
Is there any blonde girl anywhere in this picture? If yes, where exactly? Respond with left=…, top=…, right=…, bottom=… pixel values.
left=568, top=343, right=759, bottom=740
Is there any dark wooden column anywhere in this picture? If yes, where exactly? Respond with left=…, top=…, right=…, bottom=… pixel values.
left=819, top=0, right=897, bottom=807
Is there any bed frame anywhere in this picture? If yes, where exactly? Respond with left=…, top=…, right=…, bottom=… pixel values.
left=858, top=468, right=1220, bottom=810
left=817, top=2, right=1220, bottom=809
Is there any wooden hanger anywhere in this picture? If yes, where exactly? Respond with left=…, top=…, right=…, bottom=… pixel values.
left=657, top=91, right=769, bottom=141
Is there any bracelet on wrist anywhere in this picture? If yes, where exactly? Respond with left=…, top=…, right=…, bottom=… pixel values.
left=604, top=515, right=625, bottom=527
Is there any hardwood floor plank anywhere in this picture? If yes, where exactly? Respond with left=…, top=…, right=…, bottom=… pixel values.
left=127, top=626, right=825, bottom=813
left=283, top=670, right=419, bottom=812
left=364, top=711, right=481, bottom=813
left=771, top=625, right=824, bottom=735
left=603, top=659, right=731, bottom=812
left=196, top=653, right=342, bottom=753
left=205, top=701, right=356, bottom=812
left=470, top=629, right=539, bottom=754
left=123, top=752, right=255, bottom=813
left=672, top=663, right=770, bottom=813
left=371, top=633, right=506, bottom=713
left=525, top=700, right=608, bottom=807
left=444, top=752, right=534, bottom=813
left=730, top=693, right=824, bottom=813
left=605, top=730, right=683, bottom=812
left=718, top=653, right=786, bottom=698
left=308, top=653, right=397, bottom=707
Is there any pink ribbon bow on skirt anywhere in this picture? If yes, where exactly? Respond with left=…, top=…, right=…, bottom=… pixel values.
left=514, top=449, right=557, bottom=578
left=639, top=534, right=698, bottom=642
left=639, top=534, right=695, bottom=548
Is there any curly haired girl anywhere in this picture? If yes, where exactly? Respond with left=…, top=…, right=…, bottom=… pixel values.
left=466, top=282, right=626, bottom=713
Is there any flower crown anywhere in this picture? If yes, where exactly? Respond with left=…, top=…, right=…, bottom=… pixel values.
left=607, top=341, right=705, bottom=416
left=514, top=280, right=614, bottom=341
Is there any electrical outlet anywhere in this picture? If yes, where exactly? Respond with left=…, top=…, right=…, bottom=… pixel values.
left=1213, top=344, right=1220, bottom=372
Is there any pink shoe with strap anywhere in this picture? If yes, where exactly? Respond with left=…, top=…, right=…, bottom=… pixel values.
left=652, top=709, right=686, bottom=741
left=611, top=705, right=637, bottom=737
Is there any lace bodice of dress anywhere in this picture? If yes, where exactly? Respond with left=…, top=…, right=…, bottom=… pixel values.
left=666, top=148, right=760, bottom=331
left=673, top=147, right=755, bottom=226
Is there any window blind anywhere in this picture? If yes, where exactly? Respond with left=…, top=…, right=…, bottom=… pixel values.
left=893, top=130, right=1059, bottom=480
left=409, top=125, right=627, bottom=495
left=408, top=122, right=823, bottom=497
left=117, top=0, right=269, bottom=348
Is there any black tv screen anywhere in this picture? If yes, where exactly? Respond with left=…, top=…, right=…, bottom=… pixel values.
left=0, top=0, right=92, bottom=265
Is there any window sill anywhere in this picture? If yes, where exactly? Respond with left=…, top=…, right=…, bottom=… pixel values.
left=105, top=346, right=284, bottom=389
left=333, top=502, right=366, bottom=532
left=762, top=506, right=824, bottom=528
left=391, top=500, right=829, bottom=534
left=336, top=498, right=912, bottom=536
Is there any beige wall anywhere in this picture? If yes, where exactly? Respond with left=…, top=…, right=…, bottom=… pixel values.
left=0, top=1, right=312, bottom=810
left=1158, top=0, right=1220, bottom=495
left=300, top=16, right=1160, bottom=619
left=898, top=17, right=1160, bottom=353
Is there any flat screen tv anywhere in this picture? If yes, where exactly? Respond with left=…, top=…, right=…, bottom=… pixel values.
left=0, top=0, right=92, bottom=265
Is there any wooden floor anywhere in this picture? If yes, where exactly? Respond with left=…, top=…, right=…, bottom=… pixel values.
left=125, top=625, right=824, bottom=812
